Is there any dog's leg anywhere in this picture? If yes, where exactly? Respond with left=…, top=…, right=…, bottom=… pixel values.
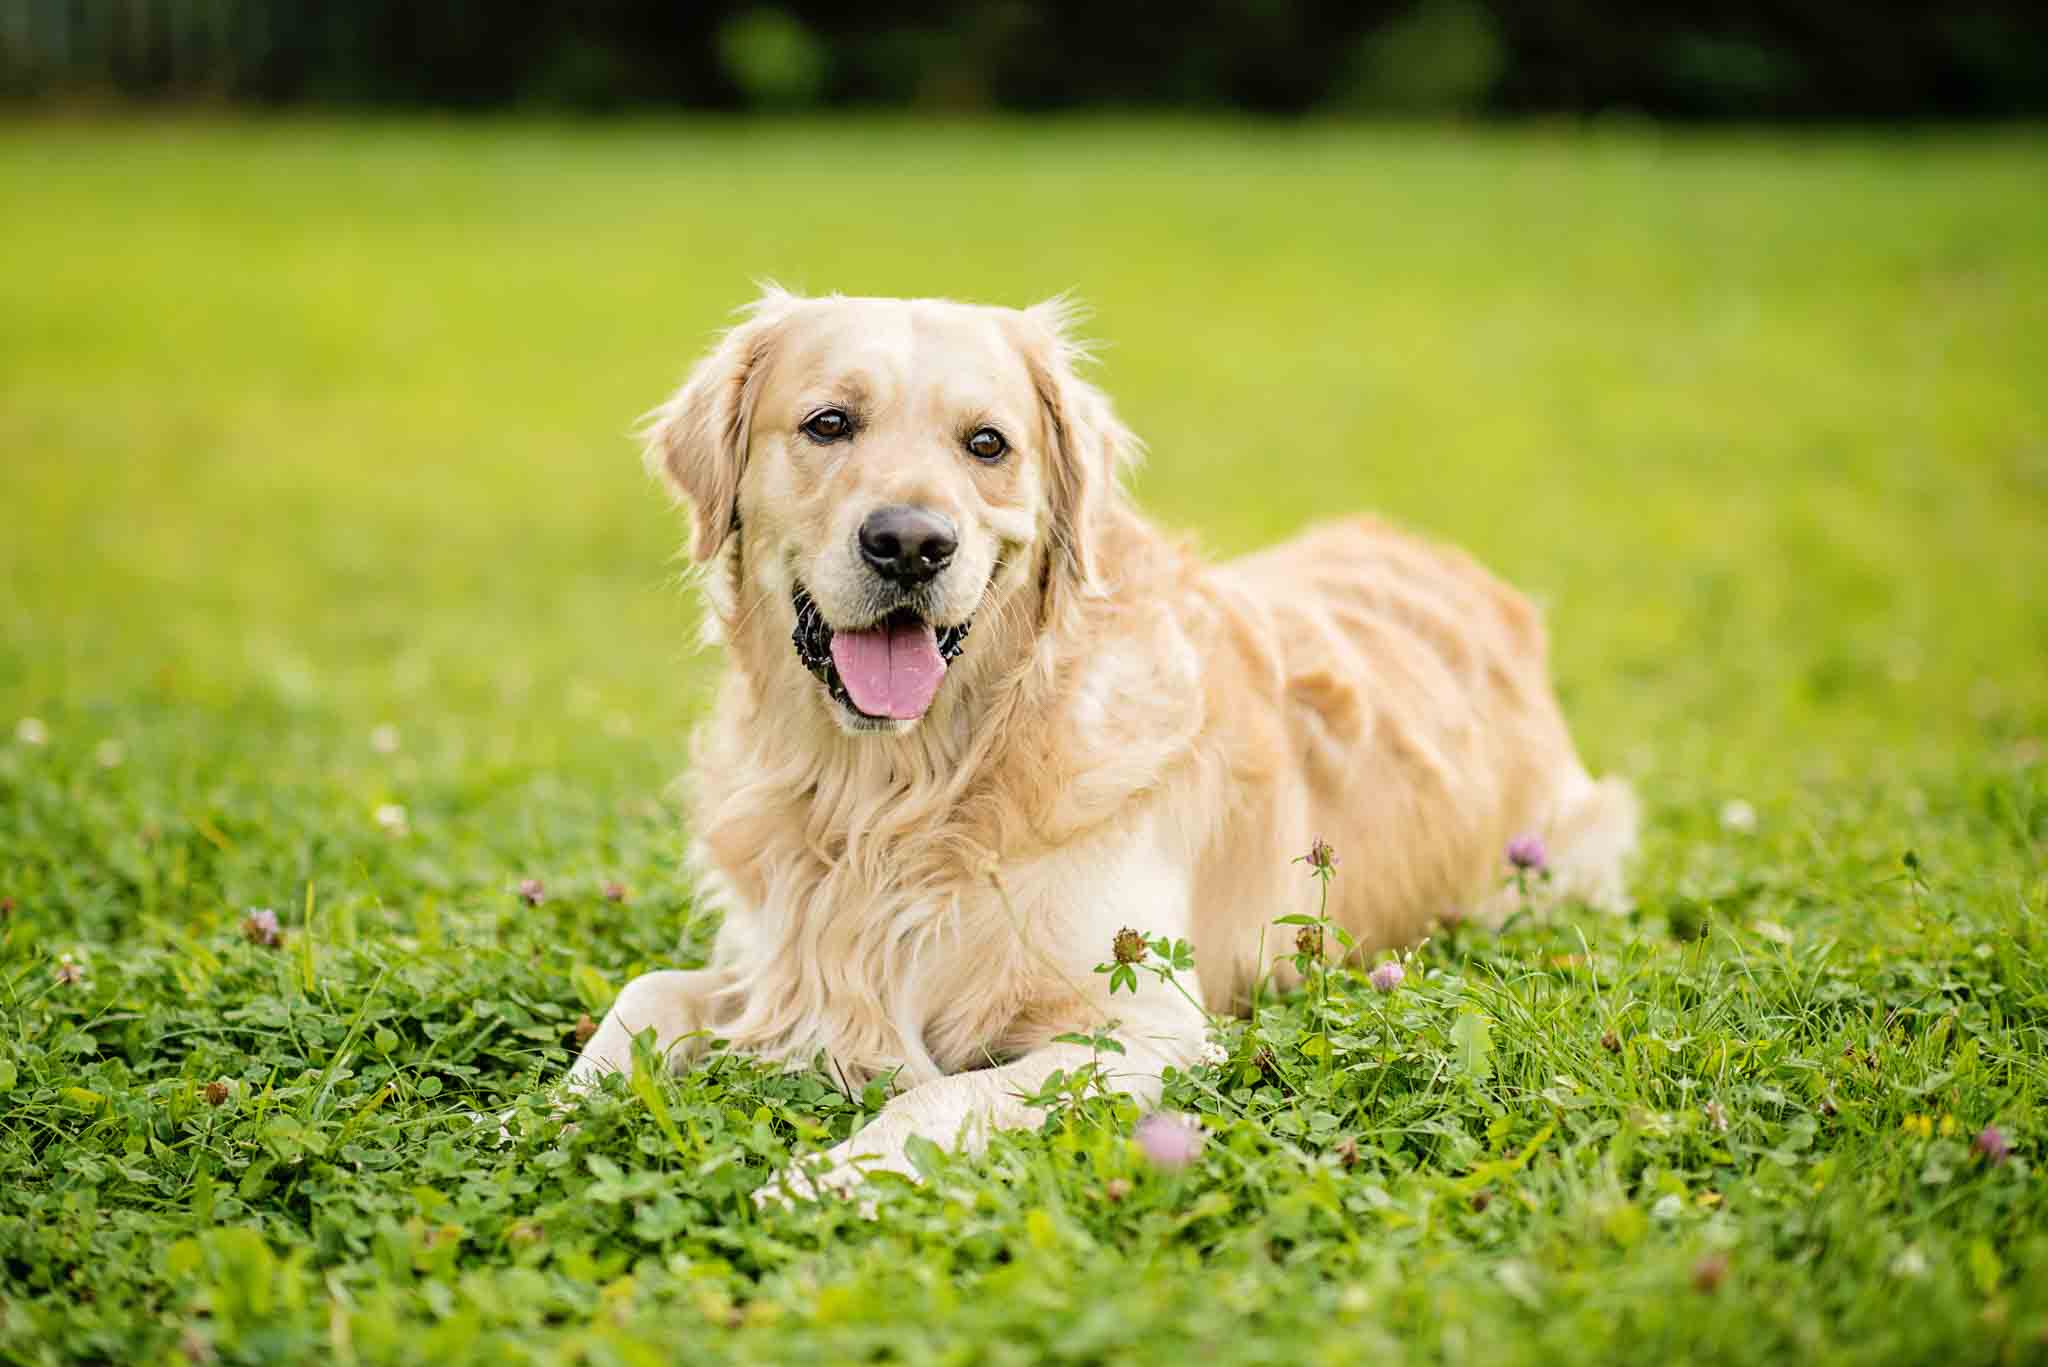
left=566, top=968, right=734, bottom=1090
left=756, top=984, right=1207, bottom=1206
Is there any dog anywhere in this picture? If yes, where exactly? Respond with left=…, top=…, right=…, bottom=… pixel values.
left=567, top=289, right=1637, bottom=1200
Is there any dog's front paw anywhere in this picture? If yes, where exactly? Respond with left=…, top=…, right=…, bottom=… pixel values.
left=751, top=1129, right=920, bottom=1214
left=749, top=1159, right=841, bottom=1211
left=750, top=1163, right=877, bottom=1219
left=466, top=1108, right=516, bottom=1147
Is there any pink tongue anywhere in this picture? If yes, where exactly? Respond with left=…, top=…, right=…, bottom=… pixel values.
left=829, top=618, right=948, bottom=720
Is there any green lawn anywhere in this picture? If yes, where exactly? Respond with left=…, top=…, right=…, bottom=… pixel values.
left=2, top=117, right=2045, bottom=1365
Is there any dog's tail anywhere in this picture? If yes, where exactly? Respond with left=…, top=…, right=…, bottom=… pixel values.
left=1544, top=773, right=1640, bottom=914
left=1469, top=772, right=1638, bottom=928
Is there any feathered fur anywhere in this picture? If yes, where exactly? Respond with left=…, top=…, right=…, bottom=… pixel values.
left=570, top=291, right=1637, bottom=1198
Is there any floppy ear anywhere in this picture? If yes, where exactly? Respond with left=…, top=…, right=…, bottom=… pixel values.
left=1020, top=297, right=1143, bottom=600
left=642, top=288, right=800, bottom=563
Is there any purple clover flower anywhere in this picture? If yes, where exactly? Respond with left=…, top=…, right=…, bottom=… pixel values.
left=1506, top=834, right=1548, bottom=873
left=1133, top=1111, right=1204, bottom=1171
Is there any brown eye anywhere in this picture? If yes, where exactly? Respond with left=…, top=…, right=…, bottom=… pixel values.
left=966, top=427, right=1008, bottom=462
left=801, top=409, right=851, bottom=443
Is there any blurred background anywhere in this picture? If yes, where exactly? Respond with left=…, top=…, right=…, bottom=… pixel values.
left=4, top=1, right=2046, bottom=118
left=2, top=4, right=2044, bottom=922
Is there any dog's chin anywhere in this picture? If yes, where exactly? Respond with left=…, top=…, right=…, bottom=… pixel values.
left=831, top=707, right=918, bottom=738
left=790, top=583, right=971, bottom=736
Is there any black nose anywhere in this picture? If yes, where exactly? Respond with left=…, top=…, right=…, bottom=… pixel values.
left=858, top=505, right=958, bottom=585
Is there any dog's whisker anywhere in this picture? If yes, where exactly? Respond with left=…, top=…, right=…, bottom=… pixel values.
left=727, top=582, right=778, bottom=640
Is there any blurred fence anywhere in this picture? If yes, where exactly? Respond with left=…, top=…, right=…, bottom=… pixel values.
left=4, top=0, right=2043, bottom=116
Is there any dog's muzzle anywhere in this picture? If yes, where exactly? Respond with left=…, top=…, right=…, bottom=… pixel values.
left=792, top=583, right=969, bottom=721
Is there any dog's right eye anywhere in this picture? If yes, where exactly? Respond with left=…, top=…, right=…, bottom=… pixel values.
left=800, top=409, right=852, bottom=443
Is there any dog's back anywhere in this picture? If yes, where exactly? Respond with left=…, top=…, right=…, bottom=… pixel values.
left=1182, top=517, right=1635, bottom=1004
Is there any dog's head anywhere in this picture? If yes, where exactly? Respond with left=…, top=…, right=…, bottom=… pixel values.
left=645, top=289, right=1138, bottom=735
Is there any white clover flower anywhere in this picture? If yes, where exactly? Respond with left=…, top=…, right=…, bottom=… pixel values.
left=15, top=718, right=48, bottom=747
left=1719, top=799, right=1757, bottom=834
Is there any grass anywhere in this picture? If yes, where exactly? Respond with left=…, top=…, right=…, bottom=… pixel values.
left=1, top=116, right=2045, bottom=1365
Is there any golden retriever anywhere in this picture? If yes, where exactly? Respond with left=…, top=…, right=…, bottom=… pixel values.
left=568, top=289, right=1637, bottom=1199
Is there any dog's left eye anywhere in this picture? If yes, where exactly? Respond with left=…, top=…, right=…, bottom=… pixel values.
left=965, top=427, right=1008, bottom=462
left=801, top=409, right=852, bottom=443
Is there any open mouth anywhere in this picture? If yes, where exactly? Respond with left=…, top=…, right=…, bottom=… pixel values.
left=792, top=584, right=970, bottom=722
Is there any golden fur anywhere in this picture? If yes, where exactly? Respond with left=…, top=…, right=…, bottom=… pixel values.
left=569, top=290, right=1637, bottom=1198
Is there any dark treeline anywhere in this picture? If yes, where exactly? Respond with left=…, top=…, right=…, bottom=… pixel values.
left=4, top=1, right=2043, bottom=118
